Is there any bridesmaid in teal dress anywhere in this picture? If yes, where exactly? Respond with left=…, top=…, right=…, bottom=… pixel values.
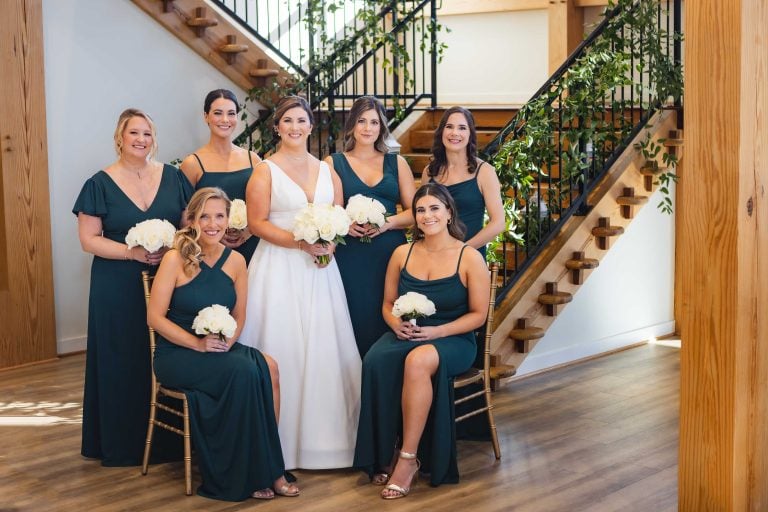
left=354, top=183, right=490, bottom=499
left=325, top=96, right=416, bottom=357
left=425, top=107, right=505, bottom=259
left=147, top=188, right=299, bottom=501
left=73, top=108, right=193, bottom=466
left=180, top=89, right=261, bottom=264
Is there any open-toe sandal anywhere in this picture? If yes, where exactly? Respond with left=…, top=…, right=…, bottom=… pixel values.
left=252, top=488, right=275, bottom=500
left=274, top=482, right=300, bottom=497
left=381, top=451, right=420, bottom=500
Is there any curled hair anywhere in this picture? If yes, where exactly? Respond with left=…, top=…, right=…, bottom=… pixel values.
left=342, top=96, right=390, bottom=153
left=113, top=108, right=158, bottom=160
left=204, top=89, right=240, bottom=114
left=174, top=187, right=231, bottom=276
left=426, top=106, right=478, bottom=179
left=411, top=183, right=466, bottom=241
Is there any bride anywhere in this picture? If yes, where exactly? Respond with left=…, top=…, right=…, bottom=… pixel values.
left=240, top=95, right=361, bottom=469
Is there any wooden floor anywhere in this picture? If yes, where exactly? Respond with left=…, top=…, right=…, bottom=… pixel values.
left=0, top=344, right=679, bottom=511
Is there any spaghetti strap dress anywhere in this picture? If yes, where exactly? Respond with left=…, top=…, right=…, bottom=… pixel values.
left=354, top=244, right=476, bottom=486
left=431, top=172, right=487, bottom=259
left=153, top=248, right=286, bottom=501
left=194, top=152, right=259, bottom=263
left=72, top=164, right=192, bottom=466
left=332, top=152, right=407, bottom=357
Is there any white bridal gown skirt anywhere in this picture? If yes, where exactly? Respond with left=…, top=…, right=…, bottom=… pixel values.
left=240, top=239, right=362, bottom=469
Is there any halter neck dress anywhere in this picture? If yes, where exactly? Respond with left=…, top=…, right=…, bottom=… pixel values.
left=153, top=248, right=286, bottom=501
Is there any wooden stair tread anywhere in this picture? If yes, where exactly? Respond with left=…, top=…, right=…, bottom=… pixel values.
left=538, top=291, right=573, bottom=305
left=508, top=326, right=545, bottom=341
left=592, top=225, right=624, bottom=237
left=639, top=166, right=668, bottom=176
left=616, top=194, right=648, bottom=206
left=565, top=258, right=599, bottom=270
left=220, top=43, right=249, bottom=53
left=490, top=364, right=517, bottom=380
left=663, top=138, right=684, bottom=147
left=187, top=17, right=218, bottom=28
left=249, top=68, right=280, bottom=78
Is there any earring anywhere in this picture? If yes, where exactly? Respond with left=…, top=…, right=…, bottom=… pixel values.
left=448, top=218, right=452, bottom=225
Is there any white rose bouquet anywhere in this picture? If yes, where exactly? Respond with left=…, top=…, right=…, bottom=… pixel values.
left=125, top=218, right=176, bottom=253
left=228, top=199, right=248, bottom=230
left=345, top=194, right=387, bottom=243
left=392, top=291, right=437, bottom=326
left=292, top=203, right=351, bottom=265
left=191, top=304, right=237, bottom=341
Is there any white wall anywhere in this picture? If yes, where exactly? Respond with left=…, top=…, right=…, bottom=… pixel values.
left=436, top=9, right=548, bottom=106
left=43, top=0, right=249, bottom=354
left=517, top=185, right=676, bottom=376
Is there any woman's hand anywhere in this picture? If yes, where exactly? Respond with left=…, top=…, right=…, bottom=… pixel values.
left=302, top=241, right=335, bottom=268
left=394, top=320, right=419, bottom=340
left=367, top=220, right=390, bottom=239
left=199, top=334, right=230, bottom=353
left=128, top=246, right=167, bottom=265
left=347, top=222, right=370, bottom=238
left=408, top=324, right=443, bottom=342
left=222, top=228, right=249, bottom=248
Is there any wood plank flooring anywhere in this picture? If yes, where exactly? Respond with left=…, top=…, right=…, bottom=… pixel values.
left=0, top=344, right=679, bottom=511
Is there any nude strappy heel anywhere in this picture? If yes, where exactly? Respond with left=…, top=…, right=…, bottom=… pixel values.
left=381, top=451, right=420, bottom=500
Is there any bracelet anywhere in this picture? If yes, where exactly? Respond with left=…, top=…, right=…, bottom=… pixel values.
left=124, top=246, right=131, bottom=260
left=297, top=240, right=304, bottom=251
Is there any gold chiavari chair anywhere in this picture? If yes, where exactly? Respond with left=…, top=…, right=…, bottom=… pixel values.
left=453, top=262, right=501, bottom=459
left=140, top=270, right=193, bottom=495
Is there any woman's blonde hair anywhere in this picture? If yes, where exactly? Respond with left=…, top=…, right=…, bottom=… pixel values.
left=113, top=108, right=159, bottom=160
left=174, top=187, right=231, bottom=276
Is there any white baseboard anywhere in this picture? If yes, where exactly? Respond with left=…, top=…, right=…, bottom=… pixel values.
left=516, top=320, right=676, bottom=377
left=58, top=335, right=86, bottom=355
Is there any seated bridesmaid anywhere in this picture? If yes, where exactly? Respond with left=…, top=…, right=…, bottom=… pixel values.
left=147, top=187, right=299, bottom=501
left=353, top=183, right=491, bottom=499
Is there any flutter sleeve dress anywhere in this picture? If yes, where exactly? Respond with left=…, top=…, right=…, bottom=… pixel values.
left=72, top=164, right=192, bottom=466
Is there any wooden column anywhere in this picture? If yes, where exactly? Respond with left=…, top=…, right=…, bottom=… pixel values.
left=678, top=1, right=768, bottom=510
left=0, top=0, right=57, bottom=368
left=547, top=0, right=584, bottom=73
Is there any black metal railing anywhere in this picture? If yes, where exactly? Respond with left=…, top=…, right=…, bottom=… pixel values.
left=483, top=0, right=683, bottom=301
left=214, top=0, right=438, bottom=157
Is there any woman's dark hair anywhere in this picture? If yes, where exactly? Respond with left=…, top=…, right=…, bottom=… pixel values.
left=273, top=95, right=314, bottom=127
left=411, top=183, right=466, bottom=241
left=342, top=96, right=390, bottom=153
left=426, top=106, right=479, bottom=179
left=203, top=89, right=240, bottom=114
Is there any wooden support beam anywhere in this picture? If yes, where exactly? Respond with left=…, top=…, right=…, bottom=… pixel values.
left=678, top=1, right=768, bottom=510
left=0, top=0, right=57, bottom=367
left=547, top=0, right=584, bottom=74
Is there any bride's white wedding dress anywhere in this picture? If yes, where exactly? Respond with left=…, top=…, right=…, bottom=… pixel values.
left=240, top=160, right=361, bottom=469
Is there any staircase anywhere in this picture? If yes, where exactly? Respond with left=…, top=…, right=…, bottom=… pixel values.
left=479, top=0, right=683, bottom=385
left=132, top=0, right=683, bottom=384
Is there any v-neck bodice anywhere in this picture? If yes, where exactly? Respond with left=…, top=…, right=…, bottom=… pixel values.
left=264, top=159, right=335, bottom=230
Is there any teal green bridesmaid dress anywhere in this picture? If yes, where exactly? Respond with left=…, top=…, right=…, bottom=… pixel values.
left=72, top=165, right=192, bottom=466
left=194, top=153, right=259, bottom=263
left=432, top=172, right=487, bottom=259
left=333, top=153, right=407, bottom=357
left=153, top=248, right=286, bottom=501
left=354, top=244, right=475, bottom=486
